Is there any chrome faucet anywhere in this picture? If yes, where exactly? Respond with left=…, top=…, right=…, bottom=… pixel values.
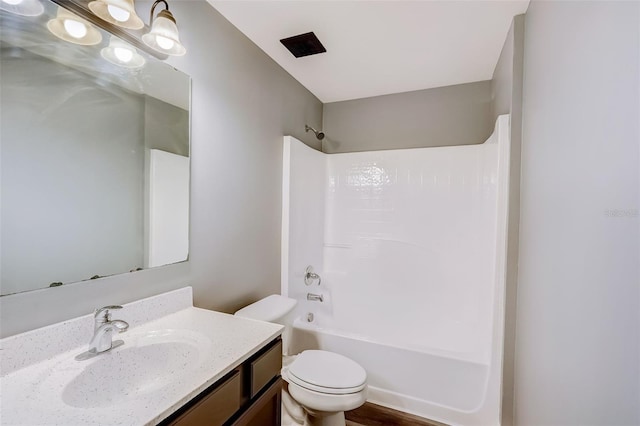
left=76, top=305, right=129, bottom=361
left=307, top=293, right=324, bottom=302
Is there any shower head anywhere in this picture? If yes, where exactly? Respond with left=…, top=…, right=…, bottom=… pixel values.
left=305, top=124, right=325, bottom=140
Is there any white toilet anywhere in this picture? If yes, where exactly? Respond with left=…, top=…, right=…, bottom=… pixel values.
left=235, top=295, right=367, bottom=426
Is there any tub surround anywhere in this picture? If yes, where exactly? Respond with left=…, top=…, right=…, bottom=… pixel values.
left=283, top=115, right=511, bottom=425
left=0, top=287, right=283, bottom=425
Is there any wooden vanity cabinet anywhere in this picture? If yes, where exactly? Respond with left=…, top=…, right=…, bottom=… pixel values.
left=160, top=338, right=283, bottom=426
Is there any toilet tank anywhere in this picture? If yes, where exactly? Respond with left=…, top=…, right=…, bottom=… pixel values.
left=234, top=295, right=298, bottom=355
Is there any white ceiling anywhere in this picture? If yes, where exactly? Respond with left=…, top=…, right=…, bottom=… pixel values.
left=208, top=1, right=529, bottom=103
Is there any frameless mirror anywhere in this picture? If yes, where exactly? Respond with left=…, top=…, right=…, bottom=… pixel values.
left=0, top=1, right=191, bottom=296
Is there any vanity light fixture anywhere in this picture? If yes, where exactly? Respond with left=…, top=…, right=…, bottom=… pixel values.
left=47, top=6, right=102, bottom=45
left=0, top=0, right=44, bottom=16
left=141, top=0, right=186, bottom=56
left=101, top=35, right=145, bottom=68
left=88, top=0, right=143, bottom=30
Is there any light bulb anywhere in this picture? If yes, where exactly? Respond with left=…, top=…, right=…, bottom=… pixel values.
left=2, top=0, right=24, bottom=5
left=155, top=35, right=175, bottom=50
left=113, top=47, right=133, bottom=63
left=107, top=4, right=130, bottom=22
left=63, top=19, right=88, bottom=39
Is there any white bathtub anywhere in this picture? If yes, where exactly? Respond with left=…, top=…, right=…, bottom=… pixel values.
left=290, top=312, right=501, bottom=426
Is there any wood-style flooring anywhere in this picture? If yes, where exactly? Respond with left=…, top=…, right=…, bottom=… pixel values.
left=345, top=403, right=448, bottom=426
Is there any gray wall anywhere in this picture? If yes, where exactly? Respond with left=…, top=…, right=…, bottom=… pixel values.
left=322, top=80, right=494, bottom=153
left=515, top=1, right=639, bottom=425
left=0, top=1, right=323, bottom=337
left=144, top=96, right=189, bottom=156
left=490, top=14, right=525, bottom=426
left=492, top=18, right=521, bottom=118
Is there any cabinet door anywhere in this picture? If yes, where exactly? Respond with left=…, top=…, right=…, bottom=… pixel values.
left=231, top=377, right=282, bottom=426
left=249, top=340, right=282, bottom=398
left=170, top=370, right=242, bottom=426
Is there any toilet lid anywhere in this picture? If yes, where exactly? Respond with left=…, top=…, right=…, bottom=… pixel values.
left=288, top=350, right=367, bottom=395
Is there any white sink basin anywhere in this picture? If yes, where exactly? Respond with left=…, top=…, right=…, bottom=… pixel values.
left=42, top=329, right=211, bottom=409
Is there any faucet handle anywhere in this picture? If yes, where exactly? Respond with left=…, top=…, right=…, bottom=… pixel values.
left=94, top=305, right=123, bottom=322
left=111, top=319, right=129, bottom=333
left=304, top=266, right=322, bottom=286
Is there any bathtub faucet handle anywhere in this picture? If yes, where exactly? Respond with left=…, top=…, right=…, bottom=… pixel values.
left=307, top=293, right=324, bottom=303
left=304, top=266, right=322, bottom=286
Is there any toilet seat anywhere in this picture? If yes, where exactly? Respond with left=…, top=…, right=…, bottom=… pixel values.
left=287, top=350, right=367, bottom=395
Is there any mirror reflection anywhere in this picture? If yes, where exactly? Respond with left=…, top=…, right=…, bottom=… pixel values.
left=0, top=2, right=191, bottom=296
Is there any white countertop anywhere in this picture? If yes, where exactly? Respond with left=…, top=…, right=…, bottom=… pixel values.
left=0, top=288, right=283, bottom=425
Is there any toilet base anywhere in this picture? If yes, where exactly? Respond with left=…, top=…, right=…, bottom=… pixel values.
left=305, top=410, right=346, bottom=426
left=282, top=387, right=306, bottom=425
left=280, top=399, right=347, bottom=426
left=286, top=381, right=366, bottom=426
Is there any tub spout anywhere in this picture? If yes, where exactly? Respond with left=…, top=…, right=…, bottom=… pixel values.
left=307, top=293, right=323, bottom=302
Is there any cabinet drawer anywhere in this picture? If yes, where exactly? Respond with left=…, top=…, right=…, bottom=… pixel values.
left=232, top=377, right=282, bottom=426
left=172, top=370, right=241, bottom=426
left=250, top=340, right=282, bottom=398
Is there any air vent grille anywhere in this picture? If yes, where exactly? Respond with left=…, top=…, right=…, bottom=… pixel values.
left=280, top=32, right=326, bottom=58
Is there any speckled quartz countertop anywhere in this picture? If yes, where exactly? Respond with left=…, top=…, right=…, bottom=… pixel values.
left=0, top=287, right=283, bottom=426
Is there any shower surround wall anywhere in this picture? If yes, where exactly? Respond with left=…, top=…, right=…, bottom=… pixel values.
left=282, top=116, right=510, bottom=425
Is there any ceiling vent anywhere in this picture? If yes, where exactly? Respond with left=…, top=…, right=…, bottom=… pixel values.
left=280, top=32, right=326, bottom=58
